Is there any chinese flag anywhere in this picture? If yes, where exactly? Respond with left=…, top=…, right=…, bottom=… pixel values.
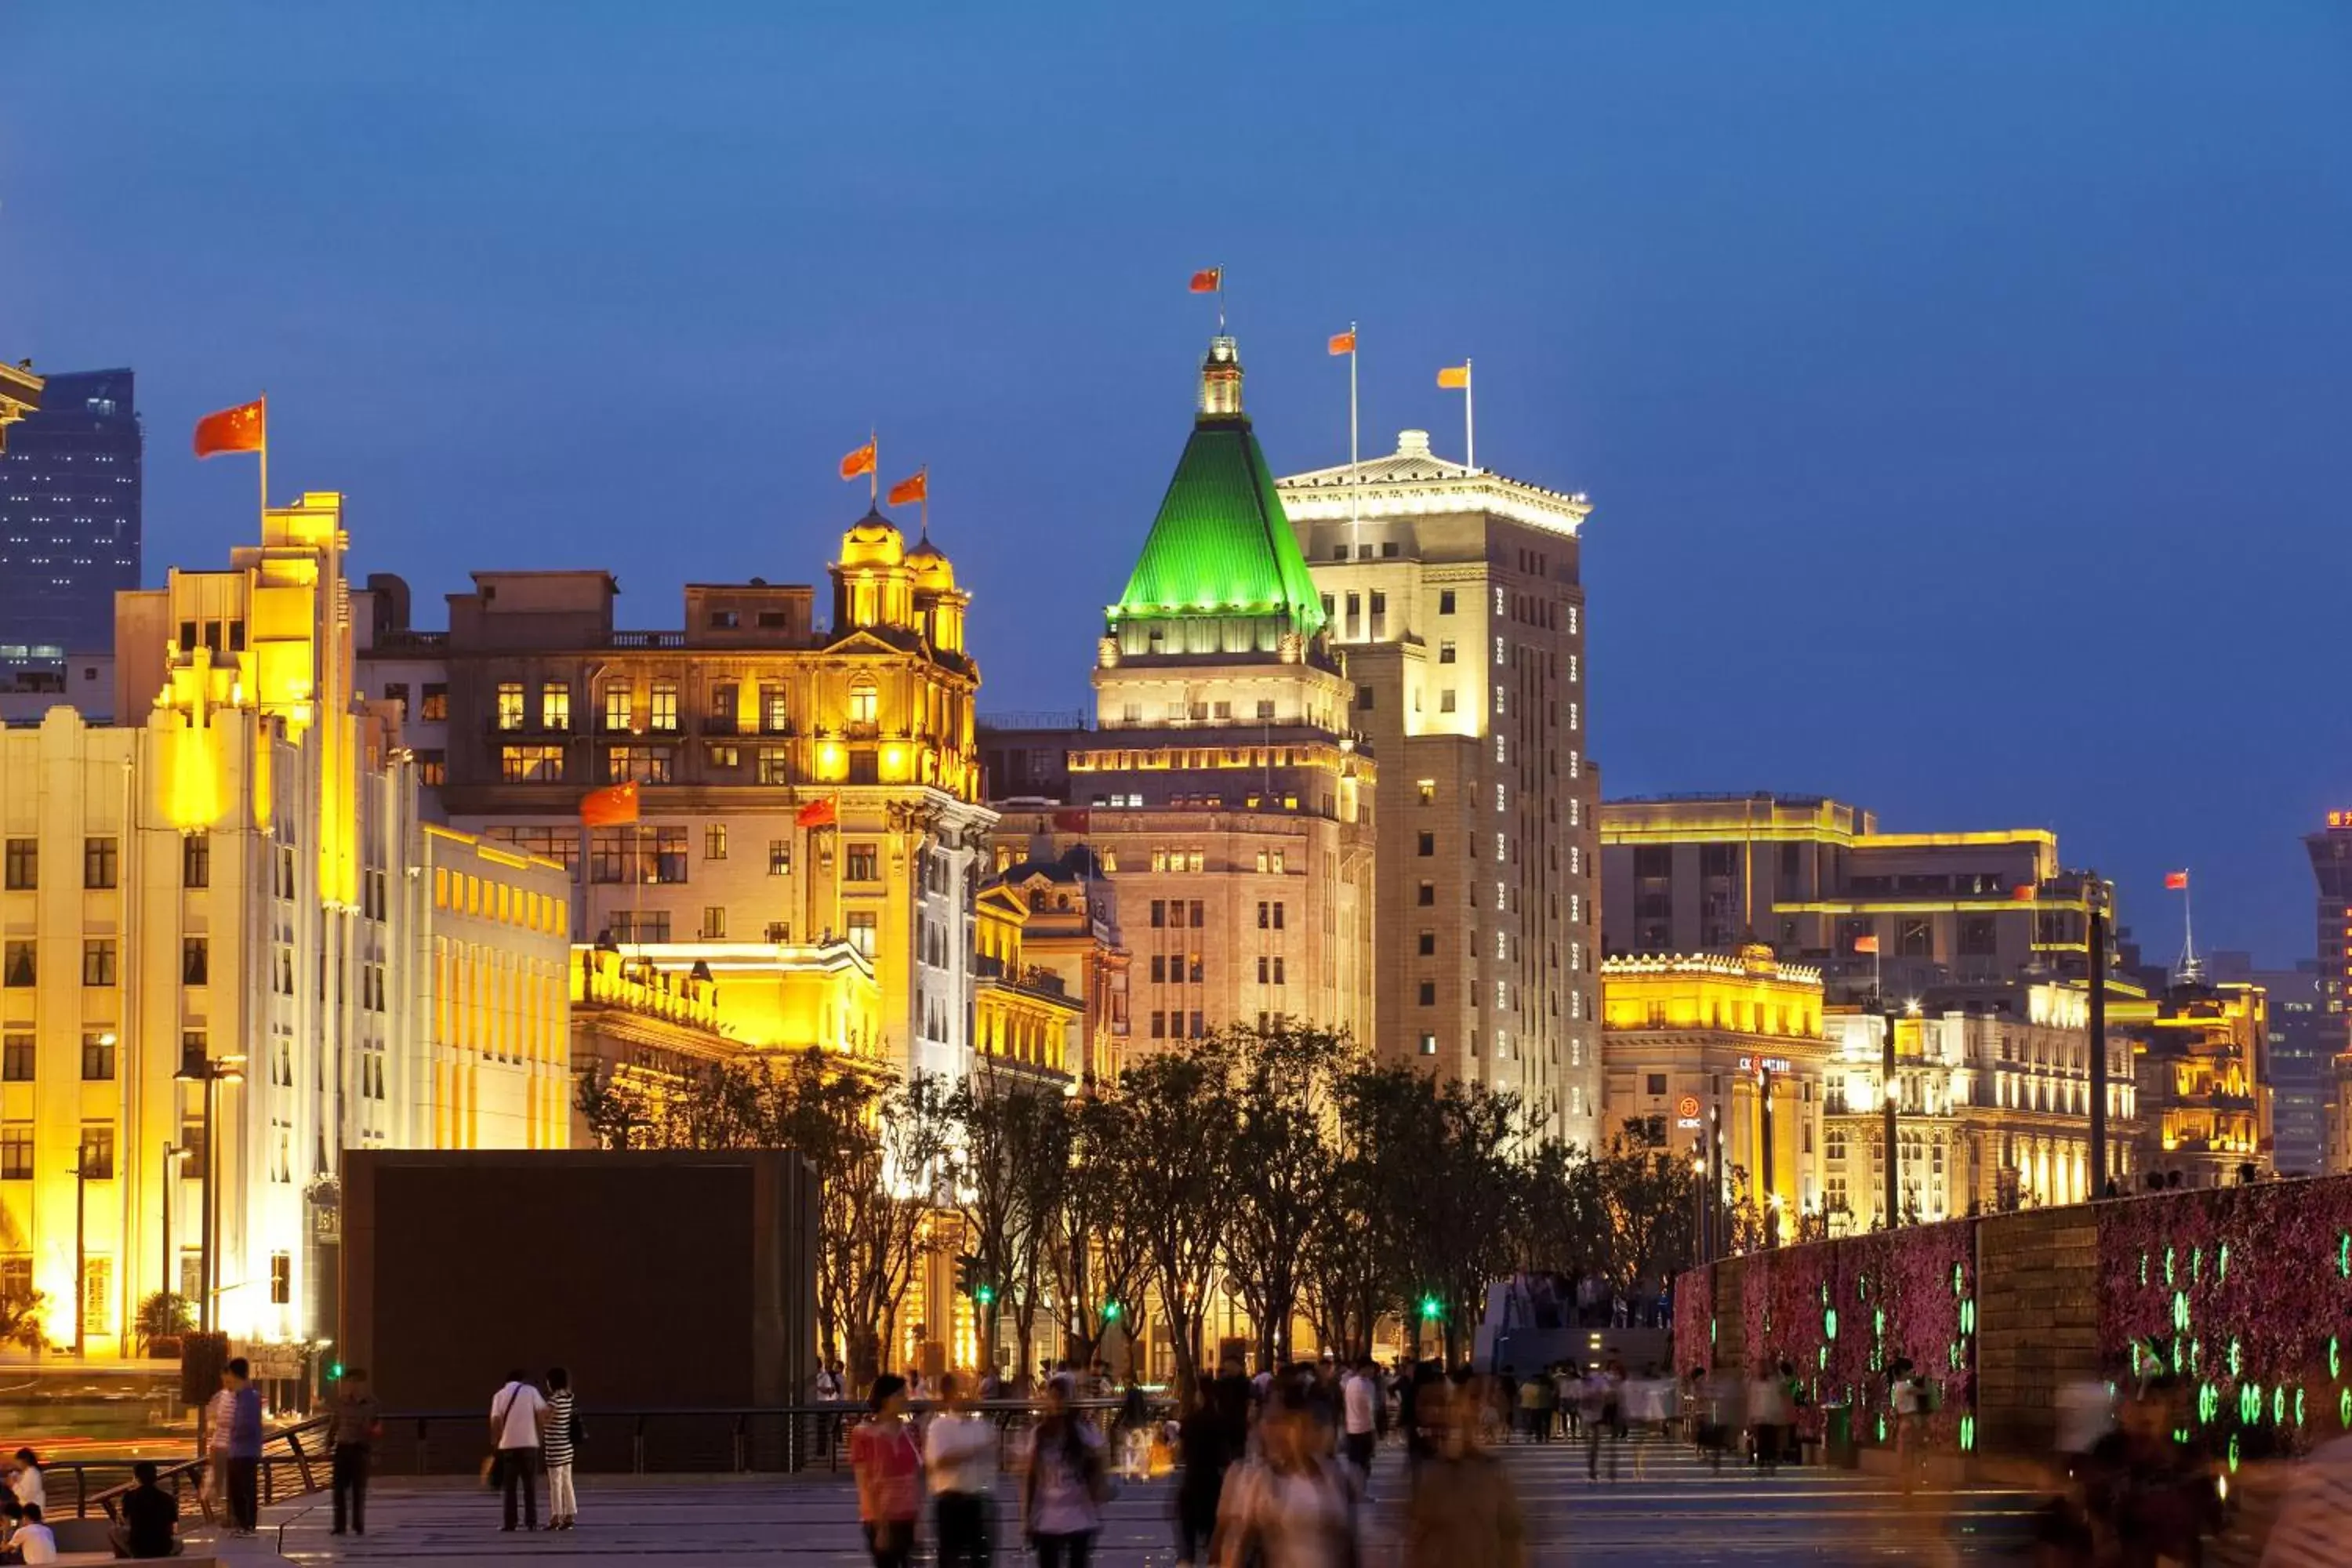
left=579, top=782, right=640, bottom=828
left=2011, top=884, right=2038, bottom=902
left=1327, top=330, right=1357, bottom=356
left=840, top=441, right=877, bottom=481
left=1853, top=934, right=1879, bottom=955
left=193, top=399, right=265, bottom=459
left=1437, top=365, right=1471, bottom=389
left=1189, top=267, right=1221, bottom=294
left=887, top=470, right=927, bottom=507
left=796, top=797, right=837, bottom=829
left=2165, top=870, right=2190, bottom=890
left=1052, top=808, right=1090, bottom=833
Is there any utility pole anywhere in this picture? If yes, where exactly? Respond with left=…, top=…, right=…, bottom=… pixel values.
left=1759, top=1065, right=1779, bottom=1247
left=71, top=1149, right=88, bottom=1359
left=2089, top=881, right=2109, bottom=1200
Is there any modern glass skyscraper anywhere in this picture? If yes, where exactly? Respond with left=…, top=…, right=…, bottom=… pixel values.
left=0, top=368, right=141, bottom=673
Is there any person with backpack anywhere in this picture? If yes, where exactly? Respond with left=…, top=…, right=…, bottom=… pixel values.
left=1022, top=1374, right=1106, bottom=1568
left=1216, top=1390, right=1361, bottom=1568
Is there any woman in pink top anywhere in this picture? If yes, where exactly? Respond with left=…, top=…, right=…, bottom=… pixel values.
left=851, top=1374, right=923, bottom=1568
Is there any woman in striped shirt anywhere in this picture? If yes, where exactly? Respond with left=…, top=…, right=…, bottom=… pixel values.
left=543, top=1368, right=579, bottom=1530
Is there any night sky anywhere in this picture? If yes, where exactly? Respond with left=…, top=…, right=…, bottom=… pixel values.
left=5, top=4, right=2347, bottom=965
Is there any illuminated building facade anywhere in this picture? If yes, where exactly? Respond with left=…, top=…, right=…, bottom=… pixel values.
left=353, top=514, right=993, bottom=1082
left=0, top=370, right=141, bottom=679
left=2304, top=815, right=2352, bottom=1172
left=1818, top=982, right=2139, bottom=1231
left=1600, top=946, right=1828, bottom=1229
left=1601, top=793, right=2110, bottom=1004
left=0, top=361, right=38, bottom=449
left=2125, top=981, right=2269, bottom=1188
left=1276, top=431, right=1597, bottom=1144
left=972, top=879, right=1083, bottom=1080
left=982, top=839, right=1131, bottom=1083
left=983, top=339, right=1376, bottom=1054
left=0, top=494, right=563, bottom=1355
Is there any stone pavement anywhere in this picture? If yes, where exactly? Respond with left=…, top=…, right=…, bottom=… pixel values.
left=249, top=1432, right=2042, bottom=1566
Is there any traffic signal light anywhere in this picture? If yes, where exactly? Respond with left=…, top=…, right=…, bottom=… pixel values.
left=1101, top=1300, right=1123, bottom=1323
left=328, top=1361, right=345, bottom=1381
left=955, top=1254, right=980, bottom=1298
left=975, top=1281, right=996, bottom=1308
left=1419, top=1294, right=1443, bottom=1321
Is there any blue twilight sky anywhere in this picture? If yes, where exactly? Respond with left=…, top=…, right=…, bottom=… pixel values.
left=4, top=4, right=2348, bottom=965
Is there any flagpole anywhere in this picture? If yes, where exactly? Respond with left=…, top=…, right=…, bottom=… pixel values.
left=258, top=392, right=270, bottom=521
left=869, top=427, right=879, bottom=506
left=2182, top=876, right=2198, bottom=975
left=1464, top=358, right=1475, bottom=473
left=1218, top=275, right=1226, bottom=336
left=919, top=467, right=928, bottom=539
left=1348, top=322, right=1360, bottom=549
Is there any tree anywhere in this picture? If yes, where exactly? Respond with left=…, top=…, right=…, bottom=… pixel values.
left=1119, top=1036, right=1237, bottom=1399
left=947, top=1062, right=1069, bottom=1381
left=1047, top=1088, right=1151, bottom=1379
left=1301, top=1061, right=1413, bottom=1361
left=575, top=1049, right=951, bottom=1392
left=1217, top=1022, right=1343, bottom=1370
left=1591, top=1130, right=1702, bottom=1291
left=135, top=1291, right=194, bottom=1356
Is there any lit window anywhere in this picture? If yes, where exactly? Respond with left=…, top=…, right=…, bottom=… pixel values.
left=495, top=682, right=526, bottom=731
left=541, top=682, right=570, bottom=731
left=650, top=681, right=680, bottom=732
left=849, top=684, right=878, bottom=725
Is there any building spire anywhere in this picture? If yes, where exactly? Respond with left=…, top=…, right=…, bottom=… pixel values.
left=1199, top=336, right=1245, bottom=420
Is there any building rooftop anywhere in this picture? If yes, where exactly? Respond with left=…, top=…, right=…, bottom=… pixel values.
left=1276, top=428, right=1592, bottom=536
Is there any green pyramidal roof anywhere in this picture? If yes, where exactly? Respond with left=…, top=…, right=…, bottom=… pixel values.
left=1112, top=412, right=1327, bottom=636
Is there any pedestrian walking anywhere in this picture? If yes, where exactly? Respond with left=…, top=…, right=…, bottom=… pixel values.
left=1175, top=1360, right=1248, bottom=1568
left=543, top=1367, right=579, bottom=1530
left=1341, top=1357, right=1379, bottom=1481
left=223, top=1359, right=263, bottom=1536
left=488, top=1367, right=547, bottom=1533
left=851, top=1374, right=923, bottom=1568
left=1216, top=1392, right=1361, bottom=1568
left=1021, top=1375, right=1106, bottom=1568
left=1747, top=1359, right=1791, bottom=1475
left=328, top=1366, right=382, bottom=1537
left=927, top=1373, right=995, bottom=1568
left=1403, top=1378, right=1525, bottom=1568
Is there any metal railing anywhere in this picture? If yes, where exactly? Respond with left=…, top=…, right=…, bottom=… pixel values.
left=78, top=1413, right=332, bottom=1524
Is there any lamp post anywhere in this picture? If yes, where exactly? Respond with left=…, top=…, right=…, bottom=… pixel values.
left=1877, top=1000, right=1900, bottom=1230
left=176, top=1054, right=245, bottom=1335
left=161, top=1143, right=187, bottom=1339
left=71, top=1144, right=91, bottom=1359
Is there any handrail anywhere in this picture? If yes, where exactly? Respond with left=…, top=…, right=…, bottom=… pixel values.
left=82, top=1413, right=332, bottom=1524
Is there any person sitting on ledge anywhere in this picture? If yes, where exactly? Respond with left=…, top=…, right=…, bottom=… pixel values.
left=112, top=1461, right=181, bottom=1559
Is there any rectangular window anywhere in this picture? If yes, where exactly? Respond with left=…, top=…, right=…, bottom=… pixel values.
left=706, top=743, right=740, bottom=769
left=495, top=682, right=527, bottom=731
left=1189, top=899, right=1205, bottom=927
left=708, top=683, right=740, bottom=732
left=602, top=684, right=633, bottom=732
left=1189, top=1011, right=1205, bottom=1039
left=606, top=910, right=671, bottom=943
left=1150, top=899, right=1166, bottom=928
left=1437, top=641, right=1456, bottom=665
left=1419, top=1033, right=1437, bottom=1056
left=1258, top=956, right=1269, bottom=984
left=85, top=837, right=118, bottom=889
left=846, top=844, right=879, bottom=882
left=1418, top=981, right=1436, bottom=1005
left=269, top=1251, right=291, bottom=1306
left=1150, top=1011, right=1167, bottom=1040
left=705, top=824, right=728, bottom=861
left=700, top=906, right=728, bottom=940
left=541, top=681, right=571, bottom=731
left=420, top=683, right=448, bottom=721
left=81, top=1256, right=111, bottom=1335
left=383, top=681, right=410, bottom=710
left=849, top=686, right=878, bottom=724
left=768, top=840, right=792, bottom=876
left=2, top=839, right=33, bottom=891
left=418, top=750, right=448, bottom=786
left=649, top=681, right=680, bottom=732
left=1439, top=689, right=1457, bottom=713
left=0, top=1127, right=29, bottom=1181
left=1272, top=957, right=1286, bottom=985
left=1646, top=1073, right=1668, bottom=1097
left=79, top=1122, right=115, bottom=1179
left=1417, top=881, right=1435, bottom=906
left=757, top=747, right=791, bottom=785
left=82, top=1031, right=116, bottom=1080
left=183, top=937, right=209, bottom=986
left=0, top=1036, right=27, bottom=1081
left=500, top=745, right=566, bottom=782
left=1417, top=832, right=1435, bottom=857
left=82, top=939, right=116, bottom=987
left=604, top=746, right=672, bottom=784
left=761, top=686, right=791, bottom=733
left=652, top=827, right=688, bottom=883
left=847, top=911, right=877, bottom=959
left=1151, top=955, right=1167, bottom=985
left=1438, top=590, right=1456, bottom=615
left=182, top=833, right=209, bottom=888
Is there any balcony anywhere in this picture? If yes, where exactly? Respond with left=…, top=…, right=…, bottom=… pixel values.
left=571, top=948, right=725, bottom=1033
left=975, top=954, right=1069, bottom=1000
left=611, top=631, right=688, bottom=649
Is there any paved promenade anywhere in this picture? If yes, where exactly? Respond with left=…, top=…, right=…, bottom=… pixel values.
left=238, top=1434, right=2039, bottom=1566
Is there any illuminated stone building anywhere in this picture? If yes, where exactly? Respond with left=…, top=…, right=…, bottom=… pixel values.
left=0, top=494, right=565, bottom=1356
left=2125, top=981, right=2269, bottom=1189
left=982, top=838, right=1130, bottom=1083
left=1275, top=432, right=1596, bottom=1144
left=353, top=513, right=993, bottom=1081
left=971, top=879, right=1083, bottom=1081
left=1817, top=982, right=2139, bottom=1232
left=1601, top=793, right=2111, bottom=1004
left=982, top=338, right=1376, bottom=1054
left=0, top=361, right=38, bottom=449
left=1599, top=946, right=1828, bottom=1230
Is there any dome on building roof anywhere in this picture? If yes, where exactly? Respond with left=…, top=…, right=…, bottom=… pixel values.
left=840, top=508, right=905, bottom=568
left=906, top=534, right=956, bottom=591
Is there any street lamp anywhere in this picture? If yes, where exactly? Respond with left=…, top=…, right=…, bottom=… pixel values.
left=175, top=1052, right=245, bottom=1335
left=161, top=1143, right=188, bottom=1339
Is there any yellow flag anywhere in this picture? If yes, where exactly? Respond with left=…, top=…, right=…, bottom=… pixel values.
left=1437, top=365, right=1471, bottom=390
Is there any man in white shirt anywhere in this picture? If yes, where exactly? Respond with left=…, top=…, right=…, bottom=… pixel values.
left=1341, top=1359, right=1379, bottom=1479
left=11, top=1503, right=54, bottom=1564
left=924, top=1373, right=995, bottom=1568
left=489, top=1370, right=548, bottom=1533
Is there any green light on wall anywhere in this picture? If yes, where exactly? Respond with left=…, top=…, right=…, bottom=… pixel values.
left=2301, top=1385, right=2310, bottom=1428
left=1959, top=1414, right=1976, bottom=1453
left=1818, top=1346, right=1829, bottom=1371
left=2198, top=1382, right=2218, bottom=1423
left=2274, top=1387, right=2288, bottom=1425
left=2189, top=1340, right=2201, bottom=1377
left=2332, top=1338, right=2341, bottom=1381
left=1951, top=1263, right=1964, bottom=1297
left=2228, top=1434, right=2241, bottom=1474
left=2230, top=1338, right=2243, bottom=1377
left=2340, top=1233, right=2350, bottom=1279
left=2165, top=1247, right=2176, bottom=1287
left=2172, top=1290, right=2190, bottom=1333
left=1824, top=1307, right=1838, bottom=1340
left=1961, top=1300, right=1976, bottom=1334
left=2241, top=1384, right=2262, bottom=1425
left=2339, top=1388, right=2349, bottom=1429
left=2139, top=1251, right=2149, bottom=1287
left=1875, top=1413, right=1887, bottom=1443
left=2217, top=1243, right=2229, bottom=1283
left=2191, top=1245, right=2203, bottom=1283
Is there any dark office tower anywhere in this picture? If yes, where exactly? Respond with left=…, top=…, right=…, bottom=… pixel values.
left=0, top=369, right=141, bottom=676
